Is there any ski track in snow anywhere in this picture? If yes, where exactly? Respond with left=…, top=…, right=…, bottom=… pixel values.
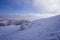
left=0, top=15, right=60, bottom=40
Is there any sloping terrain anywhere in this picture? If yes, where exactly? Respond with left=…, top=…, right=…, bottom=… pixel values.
left=0, top=15, right=60, bottom=40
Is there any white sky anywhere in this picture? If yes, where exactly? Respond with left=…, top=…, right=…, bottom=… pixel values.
left=33, top=0, right=60, bottom=13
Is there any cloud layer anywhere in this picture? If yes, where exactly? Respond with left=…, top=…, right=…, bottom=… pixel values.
left=11, top=0, right=60, bottom=13
left=33, top=0, right=60, bottom=13
left=0, top=0, right=60, bottom=14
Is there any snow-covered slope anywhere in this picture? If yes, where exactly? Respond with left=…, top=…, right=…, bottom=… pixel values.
left=0, top=15, right=60, bottom=40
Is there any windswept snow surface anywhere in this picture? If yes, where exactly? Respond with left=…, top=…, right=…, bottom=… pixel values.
left=0, top=15, right=60, bottom=40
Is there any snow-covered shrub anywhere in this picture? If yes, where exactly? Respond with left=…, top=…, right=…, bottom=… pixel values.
left=14, top=20, right=21, bottom=25
left=20, top=20, right=30, bottom=30
left=0, top=19, right=30, bottom=27
left=0, top=23, right=6, bottom=26
left=0, top=20, right=10, bottom=26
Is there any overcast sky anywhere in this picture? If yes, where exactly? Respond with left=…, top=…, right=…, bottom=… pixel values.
left=0, top=0, right=60, bottom=14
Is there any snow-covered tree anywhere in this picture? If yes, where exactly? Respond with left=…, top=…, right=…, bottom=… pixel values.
left=20, top=20, right=30, bottom=30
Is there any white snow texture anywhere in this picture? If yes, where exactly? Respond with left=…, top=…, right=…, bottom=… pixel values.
left=0, top=15, right=60, bottom=40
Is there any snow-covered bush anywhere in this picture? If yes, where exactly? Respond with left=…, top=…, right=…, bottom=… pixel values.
left=0, top=20, right=10, bottom=26
left=0, top=19, right=30, bottom=28
left=20, top=20, right=30, bottom=30
left=14, top=20, right=21, bottom=25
